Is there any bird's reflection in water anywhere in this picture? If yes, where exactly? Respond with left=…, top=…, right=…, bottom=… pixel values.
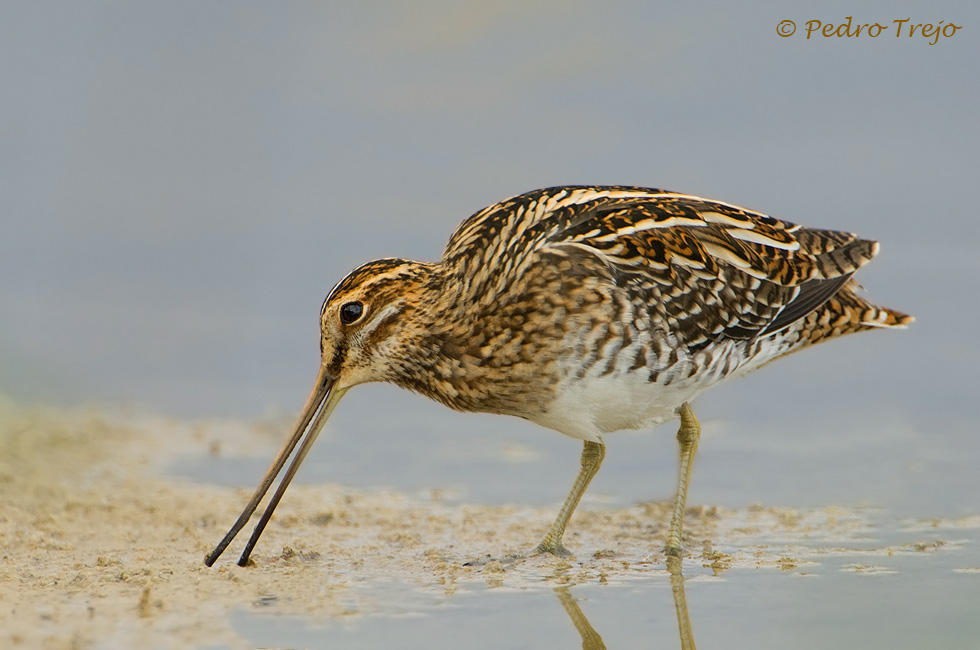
left=555, top=556, right=696, bottom=650
left=556, top=586, right=607, bottom=650
left=666, top=556, right=696, bottom=650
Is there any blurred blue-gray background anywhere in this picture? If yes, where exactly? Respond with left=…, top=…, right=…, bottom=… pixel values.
left=3, top=2, right=977, bottom=517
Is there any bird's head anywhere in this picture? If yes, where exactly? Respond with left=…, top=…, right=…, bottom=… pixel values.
left=202, top=257, right=444, bottom=567
left=318, top=258, right=440, bottom=389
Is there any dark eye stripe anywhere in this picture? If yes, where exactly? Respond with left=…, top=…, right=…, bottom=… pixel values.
left=340, top=301, right=364, bottom=324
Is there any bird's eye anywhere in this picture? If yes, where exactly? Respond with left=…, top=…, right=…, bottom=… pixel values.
left=339, top=301, right=364, bottom=325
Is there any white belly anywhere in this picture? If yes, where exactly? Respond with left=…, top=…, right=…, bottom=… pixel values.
left=526, top=332, right=795, bottom=442
left=529, top=370, right=706, bottom=441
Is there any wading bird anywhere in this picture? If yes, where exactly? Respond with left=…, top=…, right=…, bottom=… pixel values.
left=205, top=185, right=911, bottom=567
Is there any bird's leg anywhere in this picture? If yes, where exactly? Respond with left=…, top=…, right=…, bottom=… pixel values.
left=535, top=440, right=606, bottom=557
left=665, top=402, right=701, bottom=556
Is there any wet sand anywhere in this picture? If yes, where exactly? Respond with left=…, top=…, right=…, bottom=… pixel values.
left=1, top=397, right=973, bottom=649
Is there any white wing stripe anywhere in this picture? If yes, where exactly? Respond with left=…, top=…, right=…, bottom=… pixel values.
left=727, top=228, right=801, bottom=251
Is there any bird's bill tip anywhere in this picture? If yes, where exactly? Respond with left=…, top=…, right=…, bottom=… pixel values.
left=204, top=365, right=347, bottom=567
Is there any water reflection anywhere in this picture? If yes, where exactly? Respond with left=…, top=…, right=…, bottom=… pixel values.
left=556, top=556, right=696, bottom=650
left=556, top=587, right=607, bottom=650
left=666, top=556, right=697, bottom=650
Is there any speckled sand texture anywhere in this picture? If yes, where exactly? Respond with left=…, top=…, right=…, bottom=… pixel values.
left=0, top=398, right=969, bottom=649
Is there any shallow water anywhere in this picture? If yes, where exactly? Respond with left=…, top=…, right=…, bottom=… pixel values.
left=173, top=382, right=977, bottom=520
left=4, top=400, right=978, bottom=649
left=232, top=537, right=980, bottom=650
left=165, top=389, right=980, bottom=650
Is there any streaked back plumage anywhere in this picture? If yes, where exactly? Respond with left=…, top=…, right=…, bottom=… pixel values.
left=319, top=186, right=910, bottom=437
left=444, top=185, right=908, bottom=340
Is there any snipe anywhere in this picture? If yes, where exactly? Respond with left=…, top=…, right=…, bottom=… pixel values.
left=205, top=186, right=912, bottom=566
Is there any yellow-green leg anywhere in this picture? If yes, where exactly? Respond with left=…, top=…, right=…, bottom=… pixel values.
left=665, top=402, right=701, bottom=556
left=535, top=440, right=606, bottom=557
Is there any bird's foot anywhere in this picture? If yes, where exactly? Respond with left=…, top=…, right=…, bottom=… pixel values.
left=463, top=541, right=573, bottom=567
left=533, top=540, right=574, bottom=558
left=664, top=543, right=684, bottom=558
left=463, top=552, right=528, bottom=567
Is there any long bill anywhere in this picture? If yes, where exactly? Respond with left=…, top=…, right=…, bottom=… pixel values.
left=204, top=365, right=349, bottom=567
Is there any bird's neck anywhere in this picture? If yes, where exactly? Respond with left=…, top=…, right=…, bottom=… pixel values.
left=378, top=263, right=487, bottom=409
